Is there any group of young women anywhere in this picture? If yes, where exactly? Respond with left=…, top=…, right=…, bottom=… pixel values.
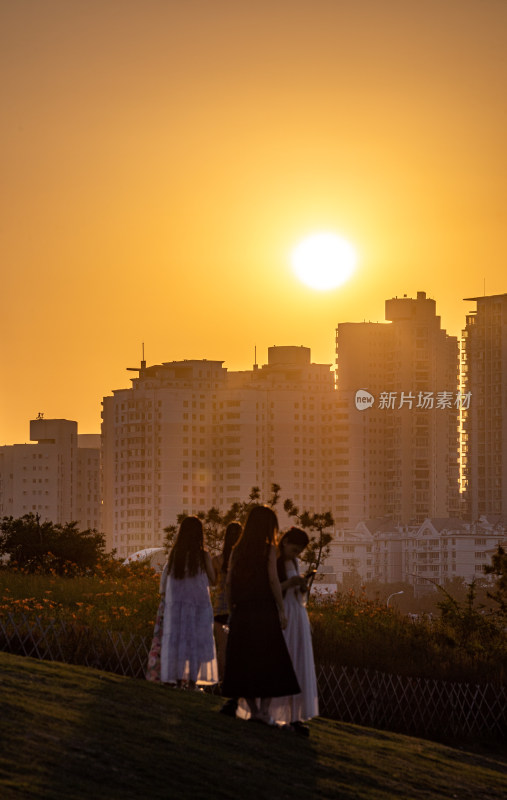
left=146, top=505, right=318, bottom=734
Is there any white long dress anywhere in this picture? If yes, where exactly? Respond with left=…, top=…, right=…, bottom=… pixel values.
left=270, top=559, right=319, bottom=724
left=159, top=564, right=218, bottom=685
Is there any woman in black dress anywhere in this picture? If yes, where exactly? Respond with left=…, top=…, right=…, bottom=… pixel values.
left=222, top=505, right=300, bottom=723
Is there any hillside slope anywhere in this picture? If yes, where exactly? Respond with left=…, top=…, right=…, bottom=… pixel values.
left=0, top=652, right=506, bottom=799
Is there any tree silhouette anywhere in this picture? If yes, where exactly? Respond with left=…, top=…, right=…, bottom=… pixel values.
left=162, top=486, right=334, bottom=572
left=0, top=513, right=106, bottom=574
left=283, top=499, right=334, bottom=574
left=484, top=545, right=507, bottom=619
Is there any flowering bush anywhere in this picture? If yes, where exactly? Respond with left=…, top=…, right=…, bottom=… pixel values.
left=0, top=562, right=160, bottom=635
left=1, top=568, right=506, bottom=685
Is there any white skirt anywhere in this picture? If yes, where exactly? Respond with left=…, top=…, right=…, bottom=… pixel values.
left=160, top=569, right=218, bottom=685
left=269, top=562, right=319, bottom=723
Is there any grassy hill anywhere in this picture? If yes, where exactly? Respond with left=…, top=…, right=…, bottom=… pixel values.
left=0, top=652, right=506, bottom=800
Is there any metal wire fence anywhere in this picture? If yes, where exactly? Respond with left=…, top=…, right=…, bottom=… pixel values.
left=316, top=663, right=507, bottom=741
left=0, top=613, right=150, bottom=678
left=1, top=613, right=505, bottom=742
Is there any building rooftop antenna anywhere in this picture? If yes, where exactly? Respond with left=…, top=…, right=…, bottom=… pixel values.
left=127, top=342, right=147, bottom=374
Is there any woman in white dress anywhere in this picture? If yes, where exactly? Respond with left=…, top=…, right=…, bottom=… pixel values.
left=159, top=516, right=218, bottom=689
left=270, top=527, right=319, bottom=735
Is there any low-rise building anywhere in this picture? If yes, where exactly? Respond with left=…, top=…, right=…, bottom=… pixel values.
left=0, top=418, right=101, bottom=529
left=325, top=516, right=506, bottom=595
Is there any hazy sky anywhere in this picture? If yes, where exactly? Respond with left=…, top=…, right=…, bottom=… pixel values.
left=2, top=0, right=506, bottom=444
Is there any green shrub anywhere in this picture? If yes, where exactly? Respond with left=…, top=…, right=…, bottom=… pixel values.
left=309, top=590, right=507, bottom=685
left=2, top=570, right=507, bottom=685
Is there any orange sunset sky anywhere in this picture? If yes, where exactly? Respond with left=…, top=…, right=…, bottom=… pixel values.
left=1, top=0, right=507, bottom=445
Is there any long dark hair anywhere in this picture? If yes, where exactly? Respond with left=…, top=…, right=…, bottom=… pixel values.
left=230, top=505, right=278, bottom=586
left=221, top=521, right=242, bottom=573
left=168, top=516, right=205, bottom=579
left=277, top=527, right=309, bottom=584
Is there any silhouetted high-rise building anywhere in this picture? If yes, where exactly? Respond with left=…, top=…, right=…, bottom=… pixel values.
left=335, top=291, right=460, bottom=525
left=101, top=347, right=336, bottom=557
left=461, top=293, right=507, bottom=520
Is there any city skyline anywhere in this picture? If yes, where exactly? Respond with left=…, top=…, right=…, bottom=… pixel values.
left=1, top=287, right=503, bottom=447
left=2, top=1, right=507, bottom=444
left=3, top=292, right=507, bottom=563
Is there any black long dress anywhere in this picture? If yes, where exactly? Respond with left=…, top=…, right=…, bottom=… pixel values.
left=222, top=554, right=301, bottom=698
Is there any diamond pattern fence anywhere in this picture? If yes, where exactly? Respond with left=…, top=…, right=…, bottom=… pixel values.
left=1, top=614, right=505, bottom=741
left=0, top=613, right=150, bottom=679
left=316, top=664, right=507, bottom=741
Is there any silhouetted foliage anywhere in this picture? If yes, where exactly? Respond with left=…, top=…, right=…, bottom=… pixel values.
left=430, top=578, right=507, bottom=676
left=284, top=498, right=334, bottom=575
left=162, top=487, right=334, bottom=569
left=0, top=514, right=106, bottom=575
left=484, top=545, right=507, bottom=619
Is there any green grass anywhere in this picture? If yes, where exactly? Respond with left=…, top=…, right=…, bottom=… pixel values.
left=1, top=653, right=506, bottom=799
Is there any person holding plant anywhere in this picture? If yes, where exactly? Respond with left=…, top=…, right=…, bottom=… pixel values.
left=221, top=505, right=300, bottom=724
left=269, top=527, right=319, bottom=736
left=156, top=515, right=218, bottom=689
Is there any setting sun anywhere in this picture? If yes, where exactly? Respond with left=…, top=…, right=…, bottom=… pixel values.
left=290, top=233, right=358, bottom=291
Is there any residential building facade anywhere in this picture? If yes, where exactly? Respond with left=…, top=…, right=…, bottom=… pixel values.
left=335, top=291, right=460, bottom=526
left=101, top=346, right=337, bottom=557
left=327, top=516, right=506, bottom=595
left=0, top=418, right=101, bottom=529
left=461, top=293, right=507, bottom=519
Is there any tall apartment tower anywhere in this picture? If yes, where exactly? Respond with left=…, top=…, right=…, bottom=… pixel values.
left=334, top=322, right=390, bottom=525
left=335, top=291, right=460, bottom=525
left=227, top=346, right=335, bottom=515
left=101, top=347, right=335, bottom=557
left=75, top=434, right=101, bottom=530
left=461, top=293, right=507, bottom=519
left=0, top=418, right=101, bottom=529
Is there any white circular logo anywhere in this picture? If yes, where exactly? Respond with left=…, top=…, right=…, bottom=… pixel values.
left=355, top=389, right=374, bottom=411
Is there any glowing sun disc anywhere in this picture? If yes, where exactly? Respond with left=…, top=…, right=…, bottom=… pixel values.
left=291, top=232, right=357, bottom=290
